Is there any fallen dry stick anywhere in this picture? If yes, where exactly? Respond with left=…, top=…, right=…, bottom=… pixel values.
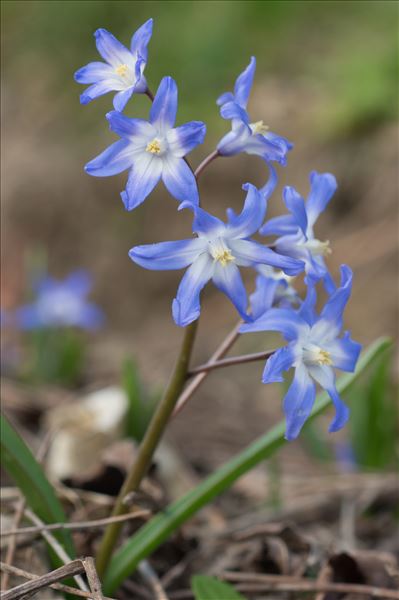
left=222, top=571, right=399, bottom=599
left=24, top=509, right=88, bottom=593
left=1, top=509, right=151, bottom=538
left=138, top=560, right=170, bottom=600
left=0, top=561, right=117, bottom=600
left=83, top=557, right=105, bottom=600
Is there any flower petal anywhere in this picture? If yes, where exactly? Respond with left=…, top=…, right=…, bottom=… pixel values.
left=179, top=204, right=225, bottom=237
left=121, top=154, right=163, bottom=211
left=283, top=186, right=308, bottom=236
left=162, top=156, right=199, bottom=204
left=64, top=271, right=92, bottom=296
left=233, top=56, right=256, bottom=108
left=172, top=253, right=214, bottom=327
left=107, top=111, right=155, bottom=141
left=212, top=262, right=249, bottom=320
left=226, top=183, right=267, bottom=239
left=94, top=28, right=132, bottom=67
left=306, top=171, right=337, bottom=228
left=130, top=18, right=153, bottom=60
left=262, top=345, right=296, bottom=384
left=129, top=238, right=206, bottom=271
left=324, top=331, right=362, bottom=372
left=229, top=239, right=304, bottom=275
left=166, top=121, right=206, bottom=158
left=74, top=61, right=115, bottom=84
left=216, top=91, right=234, bottom=106
left=220, top=101, right=250, bottom=124
left=240, top=307, right=308, bottom=342
left=85, top=140, right=134, bottom=176
left=298, top=275, right=318, bottom=326
left=217, top=122, right=252, bottom=156
left=307, top=364, right=350, bottom=432
left=113, top=87, right=134, bottom=111
left=259, top=214, right=297, bottom=237
left=250, top=275, right=280, bottom=319
left=319, top=265, right=353, bottom=333
left=283, top=363, right=316, bottom=440
left=80, top=80, right=117, bottom=104
left=259, top=162, right=278, bottom=200
left=150, top=76, right=177, bottom=132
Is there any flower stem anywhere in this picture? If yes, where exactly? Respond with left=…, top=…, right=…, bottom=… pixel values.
left=194, top=150, right=219, bottom=180
left=95, top=320, right=198, bottom=577
left=188, top=349, right=275, bottom=376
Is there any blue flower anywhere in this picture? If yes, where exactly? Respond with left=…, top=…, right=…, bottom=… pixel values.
left=15, top=271, right=104, bottom=330
left=129, top=184, right=304, bottom=327
left=217, top=57, right=292, bottom=174
left=85, top=77, right=206, bottom=211
left=74, top=19, right=153, bottom=111
left=250, top=266, right=300, bottom=320
left=240, top=265, right=361, bottom=440
left=260, top=171, right=337, bottom=290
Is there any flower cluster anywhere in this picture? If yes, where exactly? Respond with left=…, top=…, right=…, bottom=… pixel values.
left=76, top=20, right=361, bottom=439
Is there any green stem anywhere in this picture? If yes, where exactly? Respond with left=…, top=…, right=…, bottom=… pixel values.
left=95, top=320, right=198, bottom=576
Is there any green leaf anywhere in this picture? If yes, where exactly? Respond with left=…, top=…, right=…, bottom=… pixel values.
left=1, top=413, right=75, bottom=558
left=122, top=357, right=158, bottom=442
left=192, top=575, right=247, bottom=600
left=102, top=338, right=391, bottom=594
left=349, top=344, right=398, bottom=469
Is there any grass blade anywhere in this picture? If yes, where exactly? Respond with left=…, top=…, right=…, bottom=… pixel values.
left=1, top=414, right=75, bottom=557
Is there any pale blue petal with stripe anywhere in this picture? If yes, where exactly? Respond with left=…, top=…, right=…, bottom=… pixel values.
left=212, top=262, right=249, bottom=321
left=284, top=364, right=316, bottom=440
left=129, top=238, right=206, bottom=271
left=85, top=140, right=134, bottom=176
left=150, top=76, right=178, bottom=133
left=162, top=156, right=199, bottom=204
left=262, top=345, right=297, bottom=384
left=308, top=364, right=350, bottom=432
left=172, top=253, right=214, bottom=327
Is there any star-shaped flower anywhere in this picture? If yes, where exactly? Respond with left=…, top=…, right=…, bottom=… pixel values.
left=74, top=19, right=153, bottom=111
left=217, top=57, right=292, bottom=174
left=85, top=77, right=206, bottom=210
left=15, top=271, right=104, bottom=330
left=129, top=184, right=304, bottom=327
left=240, top=266, right=361, bottom=440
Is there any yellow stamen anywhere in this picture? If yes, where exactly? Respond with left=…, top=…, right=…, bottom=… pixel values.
left=251, top=120, right=269, bottom=135
left=115, top=64, right=129, bottom=77
left=146, top=139, right=162, bottom=154
left=213, top=249, right=235, bottom=267
left=316, top=349, right=333, bottom=366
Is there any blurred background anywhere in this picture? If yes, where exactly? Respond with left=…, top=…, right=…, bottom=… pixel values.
left=1, top=1, right=398, bottom=476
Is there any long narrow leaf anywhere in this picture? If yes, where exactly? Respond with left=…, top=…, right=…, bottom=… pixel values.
left=103, top=338, right=390, bottom=594
left=1, top=414, right=75, bottom=557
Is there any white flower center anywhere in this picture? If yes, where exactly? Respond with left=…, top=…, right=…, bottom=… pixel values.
left=115, top=64, right=129, bottom=77
left=303, top=343, right=332, bottom=366
left=146, top=138, right=163, bottom=155
left=300, top=238, right=331, bottom=257
left=250, top=120, right=269, bottom=135
left=209, top=238, right=235, bottom=267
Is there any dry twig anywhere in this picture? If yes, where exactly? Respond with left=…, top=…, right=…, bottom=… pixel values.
left=1, top=509, right=151, bottom=538
left=83, top=557, right=105, bottom=600
left=173, top=321, right=241, bottom=417
left=222, top=571, right=399, bottom=599
left=138, top=560, right=170, bottom=600
left=0, top=561, right=116, bottom=600
left=24, top=509, right=89, bottom=593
